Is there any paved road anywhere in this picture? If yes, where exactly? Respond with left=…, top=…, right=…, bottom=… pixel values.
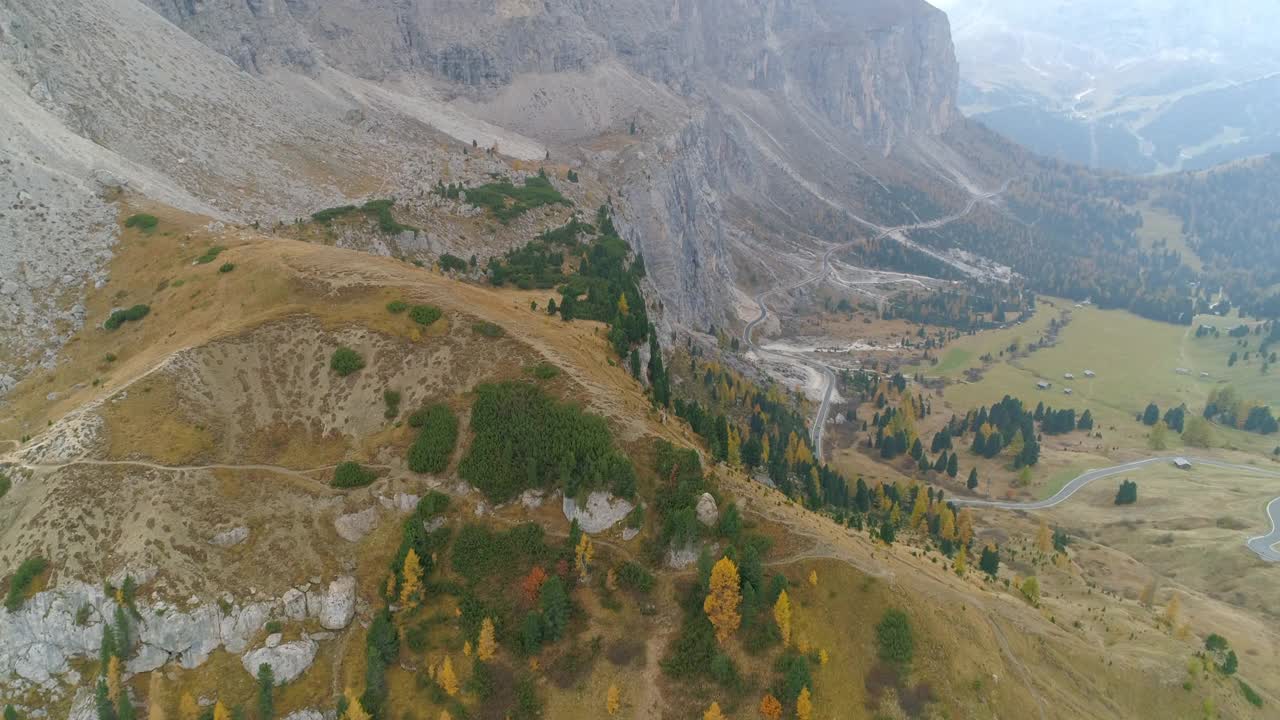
left=950, top=456, right=1280, bottom=562
left=742, top=183, right=1008, bottom=457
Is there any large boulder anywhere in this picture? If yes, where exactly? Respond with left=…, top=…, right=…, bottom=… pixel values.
left=281, top=588, right=307, bottom=621
left=334, top=507, right=379, bottom=542
left=241, top=640, right=318, bottom=685
left=561, top=492, right=635, bottom=534
left=310, top=577, right=356, bottom=630
left=209, top=526, right=249, bottom=547
left=696, top=493, right=719, bottom=527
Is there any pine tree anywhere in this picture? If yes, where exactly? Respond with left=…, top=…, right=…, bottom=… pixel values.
left=939, top=506, right=956, bottom=541
left=477, top=618, right=497, bottom=662
left=575, top=533, right=595, bottom=577
left=1035, top=521, right=1053, bottom=555
left=107, top=656, right=123, bottom=701
left=439, top=656, right=459, bottom=696
left=909, top=495, right=927, bottom=530
left=118, top=691, right=136, bottom=720
left=703, top=702, right=725, bottom=720
left=606, top=684, right=620, bottom=715
left=257, top=663, right=275, bottom=720
left=966, top=467, right=978, bottom=490
left=400, top=548, right=423, bottom=609
left=773, top=590, right=792, bottom=646
left=954, top=545, right=967, bottom=576
left=703, top=556, right=742, bottom=645
left=946, top=453, right=959, bottom=477
left=957, top=508, right=974, bottom=546
left=796, top=687, right=813, bottom=720
left=341, top=691, right=370, bottom=720
left=758, top=693, right=782, bottom=720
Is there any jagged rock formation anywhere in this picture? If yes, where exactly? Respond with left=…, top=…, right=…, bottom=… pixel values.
left=0, top=0, right=989, bottom=391
left=0, top=576, right=355, bottom=696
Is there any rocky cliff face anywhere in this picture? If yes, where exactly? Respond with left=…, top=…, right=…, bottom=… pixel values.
left=0, top=0, right=973, bottom=385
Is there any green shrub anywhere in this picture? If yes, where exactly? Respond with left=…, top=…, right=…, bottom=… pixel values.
left=218, top=262, right=235, bottom=273
left=876, top=608, right=914, bottom=665
left=386, top=300, right=408, bottom=314
left=265, top=620, right=283, bottom=634
left=124, top=213, right=158, bottom=231
left=104, top=304, right=151, bottom=331
left=416, top=491, right=451, bottom=519
left=103, top=353, right=117, bottom=363
left=408, top=404, right=458, bottom=474
left=383, top=389, right=402, bottom=419
left=473, top=321, right=504, bottom=338
left=443, top=175, right=571, bottom=224
left=1239, top=679, right=1263, bottom=707
left=439, top=254, right=469, bottom=273
left=0, top=472, right=10, bottom=500
left=614, top=561, right=654, bottom=594
left=529, top=362, right=559, bottom=380
left=409, top=304, right=442, bottom=326
left=4, top=556, right=47, bottom=611
left=194, top=246, right=226, bottom=264
left=332, top=461, right=377, bottom=488
left=330, top=347, right=365, bottom=376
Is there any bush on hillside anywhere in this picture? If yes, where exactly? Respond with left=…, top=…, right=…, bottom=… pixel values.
left=5, top=556, right=47, bottom=611
left=386, top=300, right=408, bottom=314
left=330, top=347, right=365, bottom=376
left=124, top=213, right=159, bottom=231
left=194, top=246, right=226, bottom=264
left=332, top=462, right=377, bottom=488
left=473, top=321, right=504, bottom=338
left=218, top=262, right=235, bottom=273
left=409, top=304, right=442, bottom=326
left=876, top=608, right=914, bottom=665
left=439, top=254, right=469, bottom=273
left=104, top=304, right=150, bottom=331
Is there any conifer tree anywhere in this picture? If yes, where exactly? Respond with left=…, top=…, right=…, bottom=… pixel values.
left=1035, top=521, right=1053, bottom=555
left=808, top=570, right=818, bottom=587
left=439, top=656, right=459, bottom=696
left=967, top=467, right=978, bottom=490
left=703, top=556, right=742, bottom=645
left=955, top=545, right=967, bottom=576
left=107, top=656, right=123, bottom=702
left=574, top=533, right=595, bottom=577
left=478, top=618, right=497, bottom=662
left=212, top=702, right=230, bottom=720
left=796, top=687, right=813, bottom=720
left=341, top=691, right=370, bottom=720
left=606, top=685, right=620, bottom=715
left=400, top=548, right=423, bottom=609
left=758, top=693, right=782, bottom=720
left=703, top=702, right=725, bottom=720
left=773, top=590, right=792, bottom=646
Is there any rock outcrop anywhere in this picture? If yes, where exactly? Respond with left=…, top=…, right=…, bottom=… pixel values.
left=562, top=492, right=634, bottom=534
left=0, top=575, right=357, bottom=695
left=696, top=493, right=719, bottom=527
left=241, top=639, right=319, bottom=685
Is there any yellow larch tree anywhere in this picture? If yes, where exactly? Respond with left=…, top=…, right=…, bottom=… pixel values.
left=575, top=532, right=595, bottom=577
left=939, top=505, right=956, bottom=541
left=606, top=684, right=621, bottom=715
left=463, top=641, right=472, bottom=657
left=772, top=590, right=792, bottom=646
left=796, top=686, right=813, bottom=720
left=808, top=569, right=818, bottom=587
left=617, top=293, right=630, bottom=316
left=818, top=648, right=829, bottom=665
left=703, top=556, right=742, bottom=645
left=439, top=712, right=452, bottom=720
left=703, top=701, right=725, bottom=720
left=889, top=501, right=901, bottom=527
left=956, top=508, right=974, bottom=546
left=440, top=655, right=460, bottom=696
left=178, top=693, right=199, bottom=720
left=727, top=427, right=742, bottom=467
left=909, top=495, right=928, bottom=530
left=954, top=545, right=967, bottom=576
left=400, top=548, right=423, bottom=609
left=1164, top=593, right=1182, bottom=627
left=106, top=655, right=123, bottom=701
left=760, top=435, right=770, bottom=465
left=212, top=702, right=231, bottom=720
left=758, top=693, right=782, bottom=720
left=1036, top=520, right=1053, bottom=555
left=477, top=617, right=498, bottom=661
left=341, top=691, right=370, bottom=720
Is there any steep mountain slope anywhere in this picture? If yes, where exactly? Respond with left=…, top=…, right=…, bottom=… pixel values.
left=1, top=0, right=1009, bottom=396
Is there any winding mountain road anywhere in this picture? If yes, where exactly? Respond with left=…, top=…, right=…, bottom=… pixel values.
left=950, top=456, right=1280, bottom=562
left=742, top=183, right=1009, bottom=457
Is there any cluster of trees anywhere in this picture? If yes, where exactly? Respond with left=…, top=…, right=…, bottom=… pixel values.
left=1152, top=157, right=1280, bottom=319
left=104, top=304, right=150, bottom=331
left=310, top=198, right=417, bottom=235
left=93, top=576, right=143, bottom=720
left=435, top=171, right=571, bottom=224
left=407, top=403, right=459, bottom=474
left=458, top=382, right=636, bottom=504
left=1203, top=386, right=1278, bottom=435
